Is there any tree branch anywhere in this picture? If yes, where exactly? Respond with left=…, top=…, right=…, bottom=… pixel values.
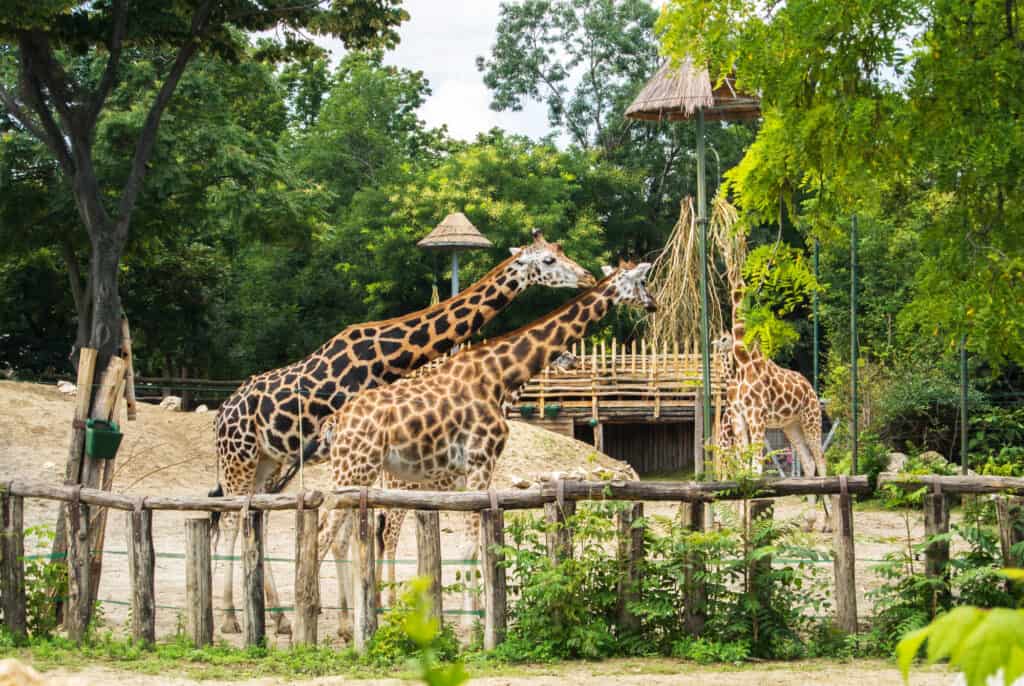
left=86, top=0, right=128, bottom=127
left=116, top=0, right=213, bottom=228
left=0, top=82, right=48, bottom=143
left=13, top=60, right=75, bottom=175
left=18, top=31, right=79, bottom=134
left=61, top=235, right=85, bottom=316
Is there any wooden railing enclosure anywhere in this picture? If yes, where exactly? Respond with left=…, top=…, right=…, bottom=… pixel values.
left=4, top=473, right=1024, bottom=652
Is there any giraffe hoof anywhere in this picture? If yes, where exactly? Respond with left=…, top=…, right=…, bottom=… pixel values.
left=220, top=616, right=242, bottom=634
left=274, top=615, right=293, bottom=636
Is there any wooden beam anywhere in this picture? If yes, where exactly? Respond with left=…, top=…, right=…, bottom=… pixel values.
left=294, top=506, right=320, bottom=646
left=831, top=488, right=857, bottom=633
left=681, top=500, right=706, bottom=636
left=415, top=511, right=443, bottom=621
left=353, top=505, right=378, bottom=652
left=879, top=473, right=1024, bottom=495
left=126, top=508, right=156, bottom=644
left=923, top=489, right=951, bottom=614
left=242, top=510, right=266, bottom=647
left=185, top=518, right=214, bottom=647
left=616, top=503, right=644, bottom=633
left=1, top=489, right=27, bottom=639
left=481, top=508, right=507, bottom=650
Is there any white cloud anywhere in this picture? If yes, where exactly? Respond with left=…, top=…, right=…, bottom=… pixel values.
left=316, top=0, right=556, bottom=142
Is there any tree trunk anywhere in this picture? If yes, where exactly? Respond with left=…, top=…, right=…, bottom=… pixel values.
left=86, top=228, right=125, bottom=370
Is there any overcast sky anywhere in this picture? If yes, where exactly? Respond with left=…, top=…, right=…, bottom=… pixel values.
left=318, top=0, right=555, bottom=142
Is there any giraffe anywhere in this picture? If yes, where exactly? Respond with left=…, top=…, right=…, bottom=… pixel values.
left=376, top=349, right=580, bottom=613
left=313, top=261, right=657, bottom=634
left=725, top=275, right=829, bottom=529
left=209, top=230, right=595, bottom=635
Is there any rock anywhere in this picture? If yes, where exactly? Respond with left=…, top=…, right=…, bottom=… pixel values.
left=194, top=404, right=209, bottom=413
left=509, top=475, right=532, bottom=489
left=159, top=396, right=182, bottom=411
left=56, top=380, right=76, bottom=398
left=887, top=452, right=908, bottom=472
left=0, top=658, right=45, bottom=685
left=918, top=450, right=952, bottom=470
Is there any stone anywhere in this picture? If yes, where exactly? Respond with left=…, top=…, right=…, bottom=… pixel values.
left=887, top=452, right=908, bottom=472
left=918, top=450, right=952, bottom=470
left=194, top=404, right=210, bottom=413
left=509, top=475, right=532, bottom=489
left=159, top=396, right=182, bottom=411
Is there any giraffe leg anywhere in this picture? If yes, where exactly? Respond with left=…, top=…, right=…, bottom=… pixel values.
left=261, top=512, right=292, bottom=636
left=743, top=410, right=768, bottom=475
left=800, top=407, right=831, bottom=532
left=783, top=423, right=821, bottom=532
left=457, top=511, right=481, bottom=630
left=319, top=508, right=354, bottom=641
left=217, top=513, right=242, bottom=634
left=382, top=509, right=408, bottom=609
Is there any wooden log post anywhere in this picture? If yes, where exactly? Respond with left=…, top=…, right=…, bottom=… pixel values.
left=353, top=503, right=378, bottom=652
left=242, top=509, right=266, bottom=647
left=53, top=346, right=97, bottom=620
left=996, top=496, right=1024, bottom=568
left=681, top=499, right=706, bottom=636
left=923, top=487, right=951, bottom=614
left=65, top=493, right=91, bottom=643
left=294, top=506, right=320, bottom=646
left=481, top=507, right=507, bottom=650
left=544, top=498, right=576, bottom=563
left=125, top=507, right=156, bottom=644
left=185, top=517, right=214, bottom=647
left=1, top=488, right=27, bottom=639
left=747, top=499, right=774, bottom=610
left=831, top=480, right=858, bottom=633
left=121, top=315, right=138, bottom=421
left=616, top=503, right=644, bottom=633
left=415, top=511, right=443, bottom=620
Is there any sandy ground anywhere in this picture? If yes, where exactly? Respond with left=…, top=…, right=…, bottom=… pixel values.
left=0, top=380, right=953, bottom=685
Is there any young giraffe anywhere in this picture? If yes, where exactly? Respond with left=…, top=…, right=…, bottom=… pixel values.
left=376, top=349, right=580, bottom=612
left=210, top=230, right=594, bottom=635
left=726, top=277, right=829, bottom=528
left=315, top=261, right=657, bottom=633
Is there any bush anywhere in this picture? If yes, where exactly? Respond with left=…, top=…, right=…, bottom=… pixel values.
left=365, top=580, right=461, bottom=669
left=21, top=526, right=67, bottom=639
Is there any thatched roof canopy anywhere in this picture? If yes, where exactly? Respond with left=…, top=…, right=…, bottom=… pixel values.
left=417, top=212, right=493, bottom=250
left=625, top=57, right=760, bottom=123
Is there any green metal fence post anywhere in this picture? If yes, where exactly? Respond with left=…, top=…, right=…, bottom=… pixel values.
left=813, top=239, right=820, bottom=397
left=961, top=334, right=969, bottom=474
left=696, top=108, right=713, bottom=468
left=850, top=215, right=859, bottom=475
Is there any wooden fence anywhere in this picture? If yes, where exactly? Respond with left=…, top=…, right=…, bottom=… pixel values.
left=5, top=473, right=1024, bottom=652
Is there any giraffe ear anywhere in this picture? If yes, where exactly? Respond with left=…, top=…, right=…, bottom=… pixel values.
left=509, top=247, right=523, bottom=256
left=601, top=265, right=614, bottom=277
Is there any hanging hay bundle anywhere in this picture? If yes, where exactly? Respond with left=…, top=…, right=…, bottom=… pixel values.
left=647, top=194, right=744, bottom=351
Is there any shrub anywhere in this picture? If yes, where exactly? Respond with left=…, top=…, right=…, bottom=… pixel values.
left=365, top=579, right=461, bottom=669
left=21, top=525, right=67, bottom=639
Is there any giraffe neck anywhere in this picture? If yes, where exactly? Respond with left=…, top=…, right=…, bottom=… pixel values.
left=313, top=253, right=529, bottom=373
left=478, top=279, right=617, bottom=392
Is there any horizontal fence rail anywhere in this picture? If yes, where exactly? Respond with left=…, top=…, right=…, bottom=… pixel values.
left=6, top=476, right=871, bottom=512
left=877, top=473, right=1024, bottom=494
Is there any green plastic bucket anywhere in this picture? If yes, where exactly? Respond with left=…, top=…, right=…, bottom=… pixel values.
left=543, top=403, right=562, bottom=419
left=518, top=404, right=537, bottom=418
left=85, top=419, right=123, bottom=459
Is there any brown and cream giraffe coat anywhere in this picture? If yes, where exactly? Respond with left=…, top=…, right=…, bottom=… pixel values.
left=210, top=231, right=594, bottom=634
left=315, top=262, right=657, bottom=632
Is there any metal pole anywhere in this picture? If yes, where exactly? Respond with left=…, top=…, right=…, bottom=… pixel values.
left=696, top=108, right=713, bottom=465
left=813, top=239, right=820, bottom=396
left=451, top=251, right=460, bottom=296
left=960, top=334, right=968, bottom=474
left=850, top=215, right=859, bottom=475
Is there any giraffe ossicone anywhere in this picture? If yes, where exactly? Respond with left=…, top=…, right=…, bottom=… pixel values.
left=317, top=261, right=656, bottom=633
left=208, top=229, right=594, bottom=636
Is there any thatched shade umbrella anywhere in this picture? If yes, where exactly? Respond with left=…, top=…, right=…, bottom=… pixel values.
left=418, top=212, right=493, bottom=296
left=626, top=57, right=760, bottom=467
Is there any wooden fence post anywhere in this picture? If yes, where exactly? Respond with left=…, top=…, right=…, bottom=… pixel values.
left=353, top=503, right=378, bottom=652
left=923, top=488, right=951, bottom=614
left=616, top=503, right=644, bottom=633
left=481, top=507, right=507, bottom=650
left=1, top=488, right=27, bottom=639
left=294, top=505, right=320, bottom=646
left=416, top=511, right=443, bottom=621
left=185, top=517, right=213, bottom=647
left=996, top=496, right=1024, bottom=568
left=831, top=480, right=858, bottom=633
left=125, top=507, right=156, bottom=644
left=242, top=509, right=266, bottom=647
left=544, top=499, right=575, bottom=563
left=682, top=500, right=706, bottom=636
left=747, top=499, right=774, bottom=610
left=65, top=494, right=91, bottom=643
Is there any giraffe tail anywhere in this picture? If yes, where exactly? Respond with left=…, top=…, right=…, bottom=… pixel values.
left=208, top=483, right=224, bottom=542
left=376, top=513, right=386, bottom=561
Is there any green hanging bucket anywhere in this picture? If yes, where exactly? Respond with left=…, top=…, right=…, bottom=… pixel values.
left=85, top=419, right=123, bottom=459
left=519, top=404, right=537, bottom=418
left=543, top=403, right=562, bottom=419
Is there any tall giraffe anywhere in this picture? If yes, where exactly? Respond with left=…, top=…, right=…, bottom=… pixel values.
left=210, top=231, right=594, bottom=635
left=313, top=261, right=657, bottom=633
left=375, top=349, right=580, bottom=613
left=725, top=272, right=828, bottom=527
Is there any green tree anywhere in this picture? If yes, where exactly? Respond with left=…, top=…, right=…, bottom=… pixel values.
left=0, top=0, right=406, bottom=374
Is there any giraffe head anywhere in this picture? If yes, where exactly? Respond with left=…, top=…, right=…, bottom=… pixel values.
left=600, top=260, right=657, bottom=312
left=508, top=229, right=597, bottom=289
left=550, top=350, right=580, bottom=372
left=713, top=332, right=733, bottom=353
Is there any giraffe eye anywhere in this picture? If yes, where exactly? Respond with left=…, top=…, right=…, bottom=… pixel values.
left=543, top=257, right=556, bottom=265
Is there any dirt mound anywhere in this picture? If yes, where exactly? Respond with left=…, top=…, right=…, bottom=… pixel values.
left=0, top=380, right=632, bottom=494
